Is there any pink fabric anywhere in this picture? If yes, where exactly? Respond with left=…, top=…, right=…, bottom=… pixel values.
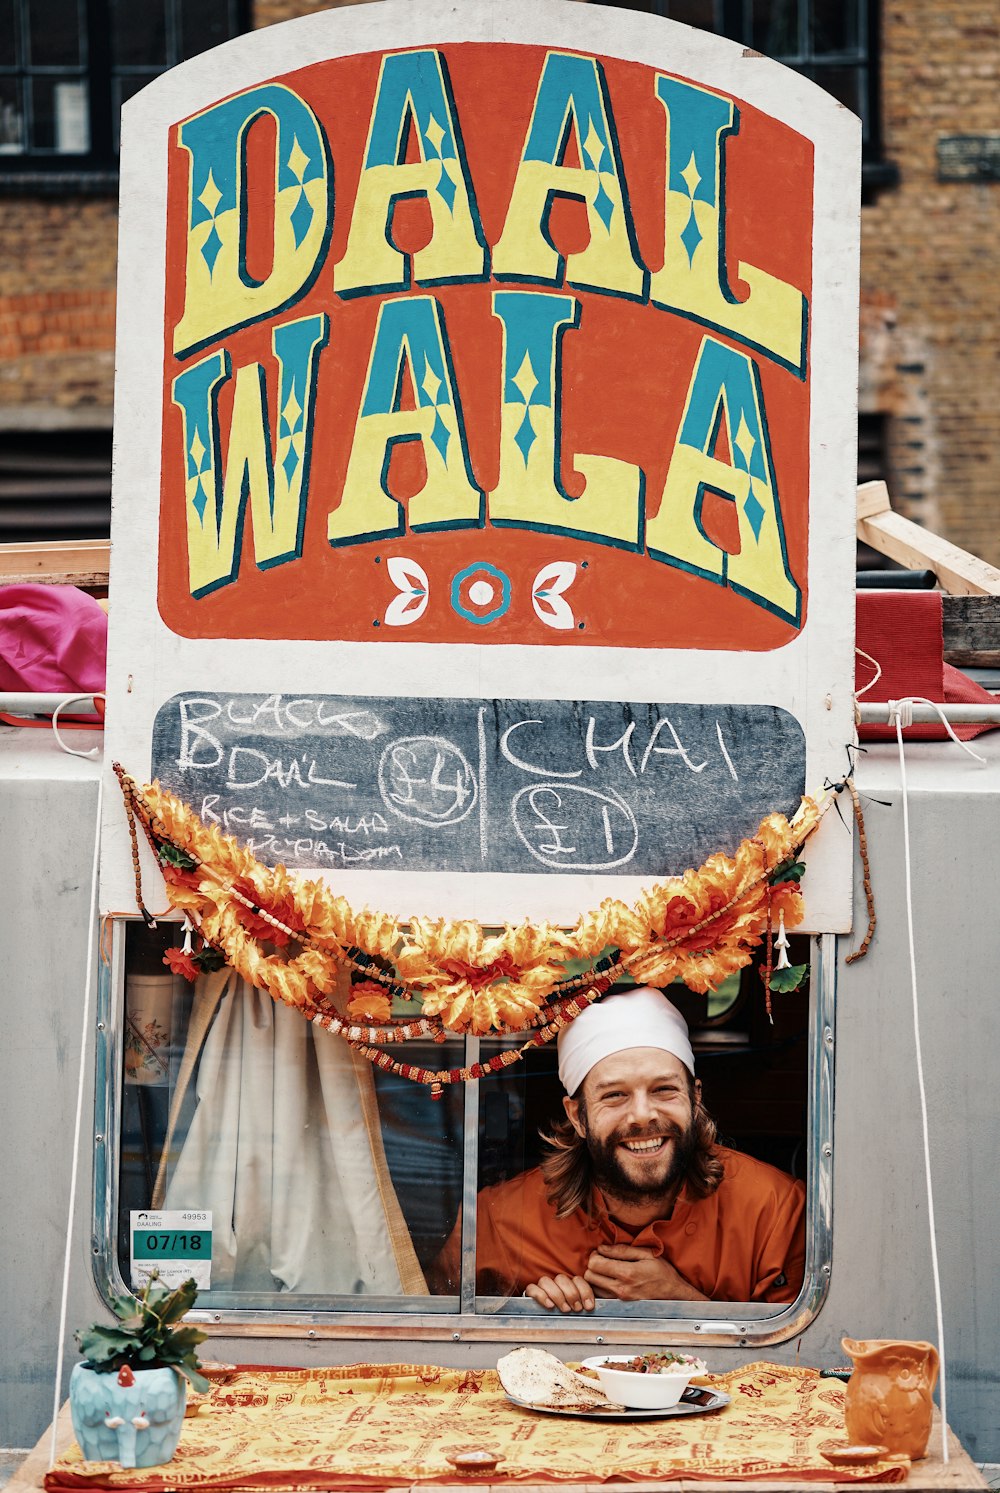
left=856, top=590, right=997, bottom=741
left=0, top=584, right=107, bottom=693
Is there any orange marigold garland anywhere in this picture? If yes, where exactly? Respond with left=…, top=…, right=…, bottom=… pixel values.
left=347, top=979, right=394, bottom=1025
left=114, top=763, right=823, bottom=1089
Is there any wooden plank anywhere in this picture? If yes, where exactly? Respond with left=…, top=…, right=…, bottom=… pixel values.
left=0, top=539, right=110, bottom=583
left=942, top=594, right=1000, bottom=666
left=857, top=481, right=1000, bottom=596
left=0, top=539, right=111, bottom=575
left=856, top=478, right=893, bottom=520
left=1, top=572, right=109, bottom=591
left=945, top=649, right=1000, bottom=669
left=0, top=569, right=110, bottom=589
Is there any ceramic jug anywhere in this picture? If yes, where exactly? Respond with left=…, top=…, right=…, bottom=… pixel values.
left=841, top=1338, right=939, bottom=1460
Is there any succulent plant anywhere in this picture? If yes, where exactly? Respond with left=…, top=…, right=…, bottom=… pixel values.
left=75, top=1273, right=210, bottom=1392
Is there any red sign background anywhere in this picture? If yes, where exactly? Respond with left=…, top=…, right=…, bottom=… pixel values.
left=158, top=43, right=813, bottom=650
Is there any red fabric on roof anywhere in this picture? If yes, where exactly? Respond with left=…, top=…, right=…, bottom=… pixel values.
left=0, top=584, right=107, bottom=693
left=855, top=590, right=997, bottom=740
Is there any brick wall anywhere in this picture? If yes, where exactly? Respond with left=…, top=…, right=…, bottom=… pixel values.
left=254, top=0, right=373, bottom=25
left=0, top=0, right=997, bottom=560
left=861, top=0, right=1000, bottom=561
left=0, top=198, right=117, bottom=420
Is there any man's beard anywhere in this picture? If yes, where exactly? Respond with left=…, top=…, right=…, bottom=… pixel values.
left=583, top=1115, right=697, bottom=1206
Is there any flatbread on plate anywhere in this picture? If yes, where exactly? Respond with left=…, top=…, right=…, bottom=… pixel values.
left=496, top=1347, right=610, bottom=1411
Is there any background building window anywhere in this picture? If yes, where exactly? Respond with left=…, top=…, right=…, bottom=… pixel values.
left=0, top=0, right=247, bottom=175
left=594, top=0, right=885, bottom=171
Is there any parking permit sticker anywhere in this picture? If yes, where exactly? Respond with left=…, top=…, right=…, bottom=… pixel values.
left=130, top=1210, right=212, bottom=1290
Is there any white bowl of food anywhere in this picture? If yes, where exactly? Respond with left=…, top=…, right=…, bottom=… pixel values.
left=579, top=1352, right=707, bottom=1409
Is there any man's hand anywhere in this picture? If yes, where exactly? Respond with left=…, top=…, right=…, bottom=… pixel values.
left=584, top=1245, right=709, bottom=1302
left=524, top=1273, right=596, bottom=1313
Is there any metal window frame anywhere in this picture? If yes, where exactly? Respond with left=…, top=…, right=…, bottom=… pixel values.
left=93, top=924, right=834, bottom=1346
left=0, top=0, right=248, bottom=179
left=0, top=0, right=90, bottom=157
left=619, top=0, right=884, bottom=170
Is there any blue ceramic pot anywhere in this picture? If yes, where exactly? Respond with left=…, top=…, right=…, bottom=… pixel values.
left=69, top=1362, right=187, bottom=1467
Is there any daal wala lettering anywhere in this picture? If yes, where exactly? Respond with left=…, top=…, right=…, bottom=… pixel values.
left=166, top=47, right=810, bottom=629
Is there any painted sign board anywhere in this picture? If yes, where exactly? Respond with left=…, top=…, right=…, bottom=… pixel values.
left=100, top=0, right=860, bottom=931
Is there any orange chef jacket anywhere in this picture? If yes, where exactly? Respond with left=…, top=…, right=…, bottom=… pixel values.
left=433, top=1146, right=805, bottom=1304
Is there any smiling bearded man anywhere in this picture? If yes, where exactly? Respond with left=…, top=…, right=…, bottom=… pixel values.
left=564, top=1056, right=700, bottom=1205
left=430, top=988, right=805, bottom=1310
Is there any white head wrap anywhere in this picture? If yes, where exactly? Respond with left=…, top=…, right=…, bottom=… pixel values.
left=557, top=986, right=695, bottom=1096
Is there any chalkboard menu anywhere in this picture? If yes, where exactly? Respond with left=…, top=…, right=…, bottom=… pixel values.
left=152, top=693, right=805, bottom=879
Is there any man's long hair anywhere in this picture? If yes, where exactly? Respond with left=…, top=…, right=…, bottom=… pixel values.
left=539, top=1079, right=724, bottom=1219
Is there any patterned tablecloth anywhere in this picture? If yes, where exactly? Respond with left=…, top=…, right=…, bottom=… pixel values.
left=44, top=1361, right=909, bottom=1489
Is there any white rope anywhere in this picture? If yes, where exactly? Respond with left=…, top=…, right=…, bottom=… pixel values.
left=886, top=696, right=972, bottom=1464
left=887, top=695, right=988, bottom=765
left=51, top=693, right=104, bottom=760
left=49, top=770, right=104, bottom=1467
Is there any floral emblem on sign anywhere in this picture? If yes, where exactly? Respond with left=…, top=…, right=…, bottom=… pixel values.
left=450, top=562, right=511, bottom=624
left=531, top=561, right=577, bottom=629
left=384, top=557, right=429, bottom=626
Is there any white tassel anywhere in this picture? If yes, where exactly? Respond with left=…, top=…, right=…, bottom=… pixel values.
left=181, top=915, right=194, bottom=955
left=775, top=909, right=791, bottom=970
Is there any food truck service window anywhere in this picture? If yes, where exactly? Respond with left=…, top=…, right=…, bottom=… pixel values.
left=95, top=919, right=834, bottom=1344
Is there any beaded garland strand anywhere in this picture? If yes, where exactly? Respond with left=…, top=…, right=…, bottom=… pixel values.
left=349, top=989, right=610, bottom=1099
left=113, top=763, right=830, bottom=1093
